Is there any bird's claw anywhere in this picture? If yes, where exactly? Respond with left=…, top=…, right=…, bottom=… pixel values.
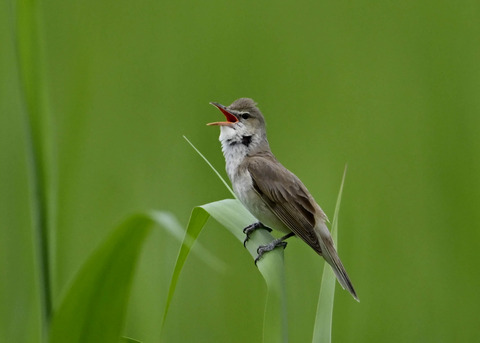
left=254, top=240, right=288, bottom=265
left=243, top=222, right=272, bottom=247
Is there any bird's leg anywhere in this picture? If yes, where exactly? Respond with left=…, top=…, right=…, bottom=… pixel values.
left=255, top=232, right=295, bottom=265
left=243, top=221, right=272, bottom=247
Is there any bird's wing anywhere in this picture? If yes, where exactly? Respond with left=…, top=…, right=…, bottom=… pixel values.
left=247, top=154, right=323, bottom=254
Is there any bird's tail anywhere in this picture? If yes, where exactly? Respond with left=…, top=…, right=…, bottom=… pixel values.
left=315, top=222, right=359, bottom=301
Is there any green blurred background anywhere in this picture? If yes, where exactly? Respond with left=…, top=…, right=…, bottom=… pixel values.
left=2, top=0, right=479, bottom=342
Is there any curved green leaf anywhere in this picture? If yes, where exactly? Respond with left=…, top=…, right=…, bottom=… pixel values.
left=163, top=199, right=287, bottom=343
left=203, top=200, right=288, bottom=343
left=49, top=211, right=216, bottom=343
left=49, top=214, right=152, bottom=343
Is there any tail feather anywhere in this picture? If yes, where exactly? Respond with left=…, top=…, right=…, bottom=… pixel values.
left=315, top=222, right=359, bottom=301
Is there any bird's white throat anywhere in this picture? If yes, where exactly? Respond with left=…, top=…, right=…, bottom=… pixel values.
left=218, top=123, right=269, bottom=184
left=219, top=126, right=250, bottom=181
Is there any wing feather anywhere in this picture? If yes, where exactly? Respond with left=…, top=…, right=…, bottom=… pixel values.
left=247, top=154, right=323, bottom=254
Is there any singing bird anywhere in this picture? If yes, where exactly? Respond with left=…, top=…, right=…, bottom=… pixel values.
left=208, top=98, right=358, bottom=301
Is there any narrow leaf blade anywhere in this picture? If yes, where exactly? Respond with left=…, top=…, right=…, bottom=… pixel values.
left=162, top=206, right=211, bottom=327
left=183, top=135, right=235, bottom=197
left=312, top=166, right=347, bottom=343
left=121, top=337, right=142, bottom=343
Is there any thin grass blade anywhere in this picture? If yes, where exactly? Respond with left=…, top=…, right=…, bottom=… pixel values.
left=312, top=166, right=348, bottom=343
left=121, top=337, right=142, bottom=343
left=183, top=136, right=235, bottom=197
left=14, top=0, right=57, bottom=331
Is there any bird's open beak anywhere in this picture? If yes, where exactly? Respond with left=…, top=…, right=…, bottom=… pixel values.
left=207, top=102, right=239, bottom=126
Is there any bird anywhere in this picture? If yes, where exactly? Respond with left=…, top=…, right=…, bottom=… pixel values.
left=207, top=98, right=358, bottom=301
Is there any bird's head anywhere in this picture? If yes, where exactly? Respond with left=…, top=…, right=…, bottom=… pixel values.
left=208, top=98, right=267, bottom=146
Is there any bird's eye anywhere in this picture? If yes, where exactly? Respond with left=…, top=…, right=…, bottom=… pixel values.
left=241, top=113, right=250, bottom=119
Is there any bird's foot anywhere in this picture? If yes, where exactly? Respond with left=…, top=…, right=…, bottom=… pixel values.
left=254, top=239, right=288, bottom=265
left=243, top=222, right=272, bottom=247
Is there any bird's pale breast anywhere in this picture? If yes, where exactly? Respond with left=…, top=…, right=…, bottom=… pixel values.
left=233, top=169, right=291, bottom=234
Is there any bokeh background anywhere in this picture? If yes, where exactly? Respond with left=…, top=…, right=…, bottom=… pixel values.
left=2, top=0, right=479, bottom=342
